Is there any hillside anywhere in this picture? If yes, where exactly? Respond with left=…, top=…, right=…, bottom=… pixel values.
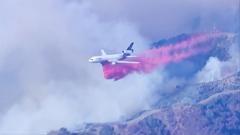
left=49, top=72, right=240, bottom=135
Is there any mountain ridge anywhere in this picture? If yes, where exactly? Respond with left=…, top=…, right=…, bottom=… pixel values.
left=49, top=71, right=240, bottom=135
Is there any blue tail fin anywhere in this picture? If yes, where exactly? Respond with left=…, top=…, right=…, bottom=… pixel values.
left=127, top=42, right=134, bottom=52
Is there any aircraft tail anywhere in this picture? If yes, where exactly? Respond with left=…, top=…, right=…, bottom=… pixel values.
left=122, top=42, right=134, bottom=56
left=127, top=42, right=134, bottom=52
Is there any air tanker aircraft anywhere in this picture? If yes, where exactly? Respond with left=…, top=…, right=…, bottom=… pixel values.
left=89, top=42, right=139, bottom=65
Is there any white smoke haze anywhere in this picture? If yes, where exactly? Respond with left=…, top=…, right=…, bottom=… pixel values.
left=0, top=0, right=238, bottom=134
left=196, top=37, right=240, bottom=82
left=0, top=0, right=153, bottom=134
left=86, top=0, right=239, bottom=40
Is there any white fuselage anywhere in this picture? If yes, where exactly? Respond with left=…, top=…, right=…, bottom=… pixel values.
left=89, top=43, right=138, bottom=65
left=89, top=53, right=124, bottom=64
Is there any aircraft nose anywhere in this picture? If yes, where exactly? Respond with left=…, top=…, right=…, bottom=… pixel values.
left=89, top=58, right=94, bottom=63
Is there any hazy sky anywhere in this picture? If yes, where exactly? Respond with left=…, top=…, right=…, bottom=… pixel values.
left=86, top=0, right=239, bottom=39
left=0, top=0, right=238, bottom=134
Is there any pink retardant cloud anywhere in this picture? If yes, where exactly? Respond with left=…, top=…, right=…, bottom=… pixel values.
left=102, top=32, right=226, bottom=80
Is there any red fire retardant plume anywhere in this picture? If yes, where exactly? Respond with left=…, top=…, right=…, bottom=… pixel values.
left=102, top=32, right=226, bottom=80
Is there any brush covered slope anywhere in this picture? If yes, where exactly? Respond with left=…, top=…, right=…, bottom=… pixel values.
left=49, top=71, right=240, bottom=135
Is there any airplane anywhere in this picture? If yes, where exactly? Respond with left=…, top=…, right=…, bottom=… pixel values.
left=88, top=42, right=140, bottom=65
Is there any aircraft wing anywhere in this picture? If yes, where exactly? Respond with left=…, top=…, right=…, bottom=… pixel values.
left=116, top=60, right=140, bottom=64
left=126, top=56, right=137, bottom=58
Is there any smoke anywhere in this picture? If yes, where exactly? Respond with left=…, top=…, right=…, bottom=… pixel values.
left=0, top=0, right=153, bottom=134
left=195, top=35, right=240, bottom=82
left=86, top=0, right=239, bottom=40
left=0, top=0, right=238, bottom=134
left=103, top=32, right=229, bottom=80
